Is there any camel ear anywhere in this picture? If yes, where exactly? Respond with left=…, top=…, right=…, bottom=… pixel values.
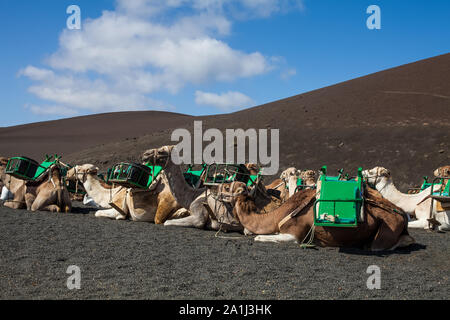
left=382, top=168, right=391, bottom=177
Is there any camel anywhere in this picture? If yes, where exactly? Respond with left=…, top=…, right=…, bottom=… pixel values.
left=245, top=163, right=260, bottom=176
left=232, top=182, right=415, bottom=251
left=266, top=168, right=316, bottom=202
left=1, top=162, right=71, bottom=212
left=141, top=146, right=281, bottom=232
left=362, top=167, right=450, bottom=231
left=66, top=164, right=188, bottom=224
left=434, top=165, right=450, bottom=186
left=434, top=165, right=450, bottom=177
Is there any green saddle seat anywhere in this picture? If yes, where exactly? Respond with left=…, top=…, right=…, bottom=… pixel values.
left=203, top=164, right=251, bottom=186
left=314, top=166, right=363, bottom=228
left=5, top=156, right=59, bottom=181
left=107, top=162, right=162, bottom=189
left=184, top=164, right=207, bottom=188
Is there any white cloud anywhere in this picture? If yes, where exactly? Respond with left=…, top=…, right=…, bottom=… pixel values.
left=18, top=66, right=55, bottom=81
left=195, top=90, right=255, bottom=111
left=20, top=0, right=301, bottom=116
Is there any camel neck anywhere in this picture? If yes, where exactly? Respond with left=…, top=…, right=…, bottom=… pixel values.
left=163, top=162, right=205, bottom=208
left=377, top=178, right=401, bottom=199
left=235, top=196, right=289, bottom=235
left=83, top=174, right=105, bottom=193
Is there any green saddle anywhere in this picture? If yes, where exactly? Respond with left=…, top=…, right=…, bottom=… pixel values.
left=314, top=166, right=363, bottom=228
left=5, top=155, right=61, bottom=181
left=203, top=164, right=251, bottom=186
left=107, top=162, right=163, bottom=189
left=184, top=164, right=207, bottom=188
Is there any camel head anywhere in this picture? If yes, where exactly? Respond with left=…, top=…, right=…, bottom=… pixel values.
left=280, top=167, right=301, bottom=197
left=142, top=145, right=175, bottom=166
left=217, top=181, right=248, bottom=196
left=280, top=167, right=301, bottom=182
left=66, top=164, right=99, bottom=182
left=434, top=165, right=450, bottom=178
left=0, top=157, right=8, bottom=167
left=362, top=166, right=391, bottom=188
left=245, top=163, right=260, bottom=175
left=300, top=170, right=317, bottom=185
left=211, top=181, right=249, bottom=205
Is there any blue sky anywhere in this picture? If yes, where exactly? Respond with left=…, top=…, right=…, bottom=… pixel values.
left=0, top=0, right=449, bottom=127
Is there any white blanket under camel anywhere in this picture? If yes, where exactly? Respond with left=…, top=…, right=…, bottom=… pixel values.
left=1, top=186, right=13, bottom=201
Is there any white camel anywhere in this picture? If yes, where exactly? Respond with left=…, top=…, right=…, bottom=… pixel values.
left=363, top=167, right=450, bottom=231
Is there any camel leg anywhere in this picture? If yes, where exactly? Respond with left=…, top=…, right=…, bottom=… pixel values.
left=3, top=187, right=27, bottom=209
left=164, top=197, right=208, bottom=229
left=154, top=198, right=177, bottom=225
left=116, top=214, right=127, bottom=220
left=4, top=186, right=26, bottom=209
left=95, top=208, right=122, bottom=219
left=164, top=214, right=207, bottom=228
left=4, top=200, right=24, bottom=210
left=31, top=191, right=57, bottom=212
left=390, top=234, right=416, bottom=250
left=62, top=189, right=72, bottom=213
left=244, top=228, right=254, bottom=236
left=170, top=208, right=190, bottom=220
left=435, top=212, right=450, bottom=231
left=371, top=219, right=406, bottom=251
left=25, top=193, right=37, bottom=211
left=408, top=219, right=429, bottom=229
left=254, top=233, right=298, bottom=243
left=42, top=205, right=61, bottom=212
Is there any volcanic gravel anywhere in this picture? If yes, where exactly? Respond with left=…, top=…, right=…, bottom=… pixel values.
left=0, top=202, right=448, bottom=300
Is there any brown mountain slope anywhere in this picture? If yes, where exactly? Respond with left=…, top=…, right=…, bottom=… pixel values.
left=1, top=53, right=449, bottom=190
left=0, top=111, right=193, bottom=159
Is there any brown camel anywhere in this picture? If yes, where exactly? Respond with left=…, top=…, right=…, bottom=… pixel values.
left=232, top=183, right=415, bottom=251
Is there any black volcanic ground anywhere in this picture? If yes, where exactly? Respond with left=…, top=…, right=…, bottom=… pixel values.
left=1, top=53, right=449, bottom=190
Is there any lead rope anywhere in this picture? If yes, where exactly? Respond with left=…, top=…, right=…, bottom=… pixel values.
left=212, top=181, right=247, bottom=240
left=299, top=224, right=316, bottom=249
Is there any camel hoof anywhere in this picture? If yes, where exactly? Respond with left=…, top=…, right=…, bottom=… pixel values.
left=244, top=228, right=254, bottom=236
